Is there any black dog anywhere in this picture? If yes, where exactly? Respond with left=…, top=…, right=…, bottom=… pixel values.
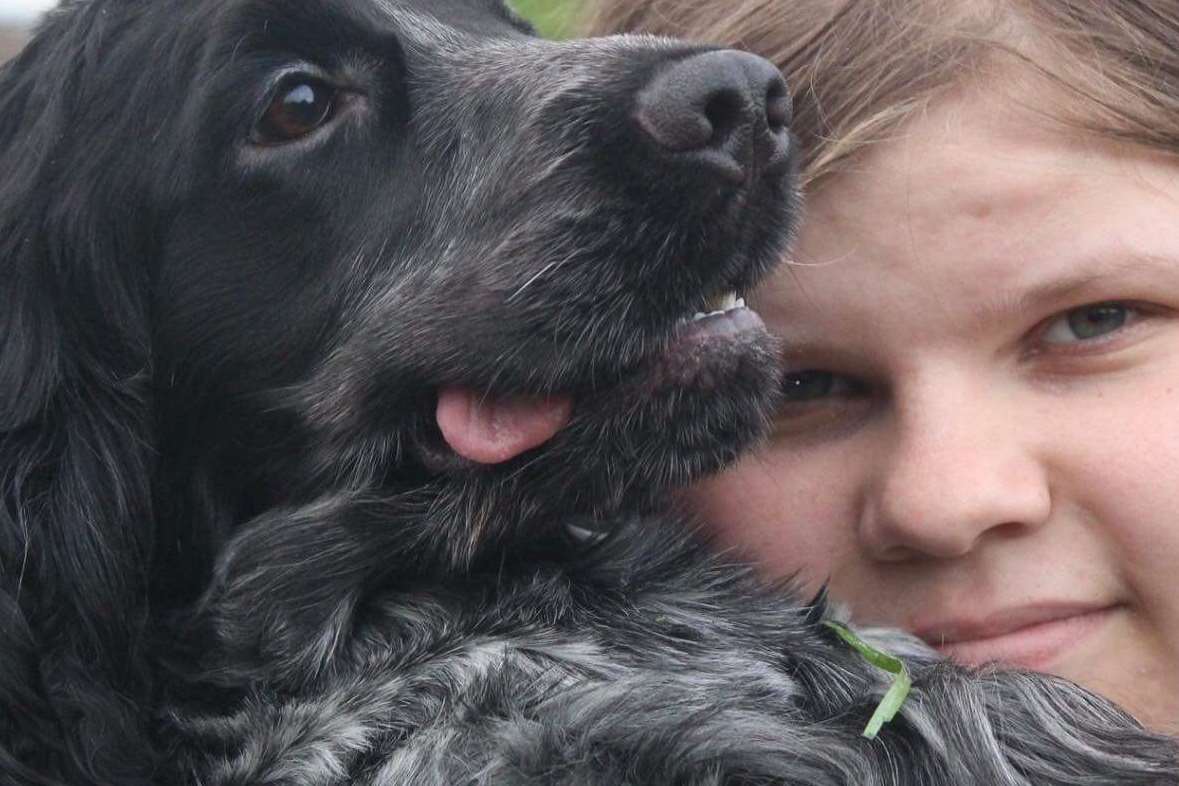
left=1, top=0, right=1177, bottom=783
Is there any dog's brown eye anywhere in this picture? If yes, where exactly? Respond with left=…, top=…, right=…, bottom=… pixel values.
left=255, top=78, right=338, bottom=144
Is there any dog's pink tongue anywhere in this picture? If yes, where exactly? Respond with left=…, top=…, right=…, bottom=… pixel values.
left=436, top=387, right=571, bottom=465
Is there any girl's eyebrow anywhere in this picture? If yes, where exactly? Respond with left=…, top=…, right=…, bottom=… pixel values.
left=1022, top=253, right=1167, bottom=300
left=975, top=252, right=1176, bottom=325
left=774, top=331, right=876, bottom=366
left=943, top=252, right=1174, bottom=332
left=767, top=252, right=1177, bottom=357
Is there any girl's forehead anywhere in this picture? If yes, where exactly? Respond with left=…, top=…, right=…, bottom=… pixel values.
left=757, top=93, right=1179, bottom=339
left=814, top=95, right=1122, bottom=227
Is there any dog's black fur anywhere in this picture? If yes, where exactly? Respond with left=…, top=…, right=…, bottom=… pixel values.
left=1, top=0, right=1177, bottom=783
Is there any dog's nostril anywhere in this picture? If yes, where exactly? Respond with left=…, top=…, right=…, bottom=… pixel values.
left=703, top=89, right=747, bottom=146
left=765, top=80, right=791, bottom=132
left=634, top=50, right=792, bottom=181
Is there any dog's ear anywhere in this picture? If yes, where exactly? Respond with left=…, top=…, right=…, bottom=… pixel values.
left=0, top=11, right=160, bottom=782
left=1, top=5, right=155, bottom=424
left=0, top=36, right=68, bottom=431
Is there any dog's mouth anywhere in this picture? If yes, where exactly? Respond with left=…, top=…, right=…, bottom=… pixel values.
left=431, top=289, right=767, bottom=469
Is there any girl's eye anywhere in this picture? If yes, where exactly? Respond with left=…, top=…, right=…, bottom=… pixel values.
left=1041, top=302, right=1133, bottom=345
left=255, top=77, right=339, bottom=145
left=775, top=368, right=872, bottom=437
left=780, top=370, right=860, bottom=402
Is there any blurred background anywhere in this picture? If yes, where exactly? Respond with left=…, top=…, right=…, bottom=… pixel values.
left=512, top=0, right=582, bottom=38
left=1, top=0, right=49, bottom=58
left=0, top=0, right=582, bottom=62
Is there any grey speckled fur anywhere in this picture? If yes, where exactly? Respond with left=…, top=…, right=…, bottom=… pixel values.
left=175, top=511, right=1179, bottom=784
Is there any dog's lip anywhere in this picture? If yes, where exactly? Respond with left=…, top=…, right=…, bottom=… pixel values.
left=616, top=302, right=769, bottom=397
left=670, top=303, right=764, bottom=341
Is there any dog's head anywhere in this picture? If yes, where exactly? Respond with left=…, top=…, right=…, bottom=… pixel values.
left=0, top=0, right=797, bottom=763
left=2, top=0, right=796, bottom=582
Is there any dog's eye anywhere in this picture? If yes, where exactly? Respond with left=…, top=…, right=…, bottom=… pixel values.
left=255, top=77, right=339, bottom=145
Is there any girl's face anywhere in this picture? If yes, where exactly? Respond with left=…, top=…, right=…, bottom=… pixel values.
left=690, top=91, right=1179, bottom=732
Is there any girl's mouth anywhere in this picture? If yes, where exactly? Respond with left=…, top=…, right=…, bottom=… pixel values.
left=913, top=604, right=1121, bottom=671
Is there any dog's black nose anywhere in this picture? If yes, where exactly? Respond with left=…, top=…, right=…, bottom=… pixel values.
left=634, top=51, right=791, bottom=184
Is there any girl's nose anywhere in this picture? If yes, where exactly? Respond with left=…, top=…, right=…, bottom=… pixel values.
left=857, top=371, right=1052, bottom=562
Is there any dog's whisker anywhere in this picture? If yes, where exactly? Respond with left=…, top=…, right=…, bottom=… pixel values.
left=506, top=256, right=564, bottom=304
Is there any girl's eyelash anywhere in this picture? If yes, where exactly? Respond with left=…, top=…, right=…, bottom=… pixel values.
left=1029, top=300, right=1154, bottom=357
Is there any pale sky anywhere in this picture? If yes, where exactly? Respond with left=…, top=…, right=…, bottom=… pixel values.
left=0, top=0, right=56, bottom=25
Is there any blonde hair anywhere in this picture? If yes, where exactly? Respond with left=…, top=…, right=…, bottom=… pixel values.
left=583, top=0, right=1179, bottom=187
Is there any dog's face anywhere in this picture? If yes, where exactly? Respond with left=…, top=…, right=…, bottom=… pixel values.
left=15, top=0, right=797, bottom=559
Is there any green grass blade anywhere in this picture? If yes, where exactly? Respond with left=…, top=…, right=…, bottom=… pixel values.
left=824, top=621, right=913, bottom=740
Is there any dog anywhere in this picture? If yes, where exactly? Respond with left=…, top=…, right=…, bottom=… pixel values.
left=1, top=0, right=1177, bottom=783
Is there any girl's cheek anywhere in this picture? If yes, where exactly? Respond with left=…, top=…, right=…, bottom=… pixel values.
left=687, top=450, right=853, bottom=590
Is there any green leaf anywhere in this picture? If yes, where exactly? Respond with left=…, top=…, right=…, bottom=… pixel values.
left=824, top=621, right=912, bottom=740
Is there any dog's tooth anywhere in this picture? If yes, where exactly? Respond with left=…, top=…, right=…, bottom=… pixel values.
left=690, top=292, right=743, bottom=322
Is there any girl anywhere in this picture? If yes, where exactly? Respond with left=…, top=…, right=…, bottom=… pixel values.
left=587, top=0, right=1179, bottom=733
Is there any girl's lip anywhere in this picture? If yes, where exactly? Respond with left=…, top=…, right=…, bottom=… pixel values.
left=912, top=604, right=1120, bottom=671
